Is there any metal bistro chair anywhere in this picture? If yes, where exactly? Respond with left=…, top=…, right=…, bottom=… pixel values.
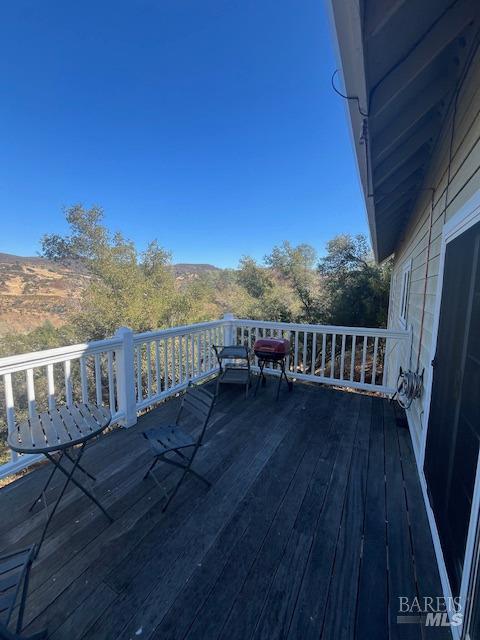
left=142, top=383, right=215, bottom=513
left=212, top=344, right=251, bottom=399
left=0, top=546, right=46, bottom=640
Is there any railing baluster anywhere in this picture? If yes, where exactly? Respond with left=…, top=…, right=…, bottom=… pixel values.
left=202, top=331, right=207, bottom=373
left=64, top=360, right=73, bottom=407
left=321, top=333, right=326, bottom=376
left=189, top=334, right=194, bottom=378
left=185, top=335, right=190, bottom=382
left=196, top=333, right=201, bottom=375
left=80, top=357, right=88, bottom=403
left=207, top=330, right=212, bottom=371
left=330, top=334, right=336, bottom=379
left=340, top=334, right=346, bottom=380
left=164, top=338, right=169, bottom=391
left=174, top=337, right=178, bottom=385
left=4, top=373, right=17, bottom=462
left=107, top=351, right=115, bottom=411
left=372, top=336, right=379, bottom=385
left=26, top=369, right=36, bottom=419
left=155, top=341, right=161, bottom=394
left=94, top=353, right=102, bottom=405
left=178, top=336, right=183, bottom=385
left=293, top=332, right=299, bottom=373
left=360, top=336, right=368, bottom=384
left=47, top=363, right=56, bottom=412
left=311, top=333, right=317, bottom=376
left=136, top=346, right=142, bottom=402
left=146, top=344, right=152, bottom=397
left=286, top=330, right=291, bottom=371
left=382, top=337, right=389, bottom=388
left=303, top=331, right=308, bottom=374
left=350, top=335, right=356, bottom=381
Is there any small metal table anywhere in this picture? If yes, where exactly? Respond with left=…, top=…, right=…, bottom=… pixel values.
left=7, top=403, right=113, bottom=556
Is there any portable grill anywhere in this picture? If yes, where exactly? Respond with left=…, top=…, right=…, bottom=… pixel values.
left=253, top=337, right=290, bottom=360
left=253, top=337, right=293, bottom=400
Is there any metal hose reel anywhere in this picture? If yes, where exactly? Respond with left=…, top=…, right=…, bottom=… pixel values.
left=393, top=367, right=424, bottom=409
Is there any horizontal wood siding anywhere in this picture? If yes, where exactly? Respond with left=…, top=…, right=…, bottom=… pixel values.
left=388, top=46, right=480, bottom=457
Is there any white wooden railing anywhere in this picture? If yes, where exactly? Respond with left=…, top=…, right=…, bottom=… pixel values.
left=231, top=319, right=410, bottom=394
left=0, top=314, right=409, bottom=478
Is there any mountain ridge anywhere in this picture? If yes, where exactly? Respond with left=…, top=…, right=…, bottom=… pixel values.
left=0, top=253, right=223, bottom=336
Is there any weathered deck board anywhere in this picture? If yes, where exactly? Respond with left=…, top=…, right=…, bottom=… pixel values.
left=0, top=381, right=446, bottom=640
left=355, top=395, right=388, bottom=640
left=384, top=403, right=422, bottom=640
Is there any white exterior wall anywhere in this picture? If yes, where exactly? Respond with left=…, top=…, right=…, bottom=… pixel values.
left=387, top=46, right=480, bottom=459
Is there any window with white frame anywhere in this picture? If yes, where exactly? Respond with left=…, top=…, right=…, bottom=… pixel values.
left=399, top=260, right=412, bottom=327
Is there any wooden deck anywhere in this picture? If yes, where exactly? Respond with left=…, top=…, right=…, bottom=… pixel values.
left=0, top=381, right=448, bottom=640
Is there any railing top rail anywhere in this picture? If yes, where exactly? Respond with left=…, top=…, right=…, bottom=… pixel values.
left=133, top=319, right=224, bottom=343
left=233, top=319, right=409, bottom=339
left=0, top=336, right=122, bottom=376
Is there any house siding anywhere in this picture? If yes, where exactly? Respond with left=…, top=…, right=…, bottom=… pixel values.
left=387, top=46, right=480, bottom=458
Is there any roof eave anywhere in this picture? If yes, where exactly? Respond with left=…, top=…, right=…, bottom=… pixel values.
left=325, top=0, right=381, bottom=261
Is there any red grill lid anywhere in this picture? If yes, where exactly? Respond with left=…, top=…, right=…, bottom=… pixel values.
left=253, top=338, right=290, bottom=356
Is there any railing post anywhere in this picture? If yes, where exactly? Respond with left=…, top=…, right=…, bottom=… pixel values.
left=223, top=313, right=235, bottom=346
left=115, top=327, right=137, bottom=428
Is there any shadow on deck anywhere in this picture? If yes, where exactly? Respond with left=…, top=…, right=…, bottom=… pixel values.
left=0, top=381, right=447, bottom=640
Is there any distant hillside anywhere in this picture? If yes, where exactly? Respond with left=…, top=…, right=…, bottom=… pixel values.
left=173, top=263, right=221, bottom=282
left=0, top=253, right=90, bottom=336
left=0, top=254, right=224, bottom=336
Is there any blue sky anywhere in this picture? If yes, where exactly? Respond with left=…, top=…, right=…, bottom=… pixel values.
left=0, top=0, right=367, bottom=268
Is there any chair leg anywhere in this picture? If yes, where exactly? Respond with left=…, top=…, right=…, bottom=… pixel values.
left=143, top=457, right=159, bottom=480
left=162, top=453, right=211, bottom=487
left=186, top=466, right=211, bottom=487
left=162, top=467, right=189, bottom=513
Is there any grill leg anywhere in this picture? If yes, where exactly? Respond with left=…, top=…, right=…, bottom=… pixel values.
left=275, top=359, right=292, bottom=400
left=254, top=361, right=266, bottom=396
left=276, top=364, right=283, bottom=400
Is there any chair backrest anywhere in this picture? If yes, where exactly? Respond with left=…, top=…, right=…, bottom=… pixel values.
left=178, top=384, right=215, bottom=432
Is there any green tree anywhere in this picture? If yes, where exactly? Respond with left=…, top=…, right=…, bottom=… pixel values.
left=41, top=205, right=180, bottom=339
left=265, top=241, right=320, bottom=322
left=41, top=204, right=108, bottom=262
left=318, top=234, right=391, bottom=327
left=237, top=256, right=272, bottom=299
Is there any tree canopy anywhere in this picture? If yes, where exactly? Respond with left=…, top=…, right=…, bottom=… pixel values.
left=318, top=234, right=391, bottom=327
left=1, top=207, right=392, bottom=356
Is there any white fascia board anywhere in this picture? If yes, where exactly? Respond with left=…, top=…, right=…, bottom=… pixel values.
left=324, top=0, right=379, bottom=260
